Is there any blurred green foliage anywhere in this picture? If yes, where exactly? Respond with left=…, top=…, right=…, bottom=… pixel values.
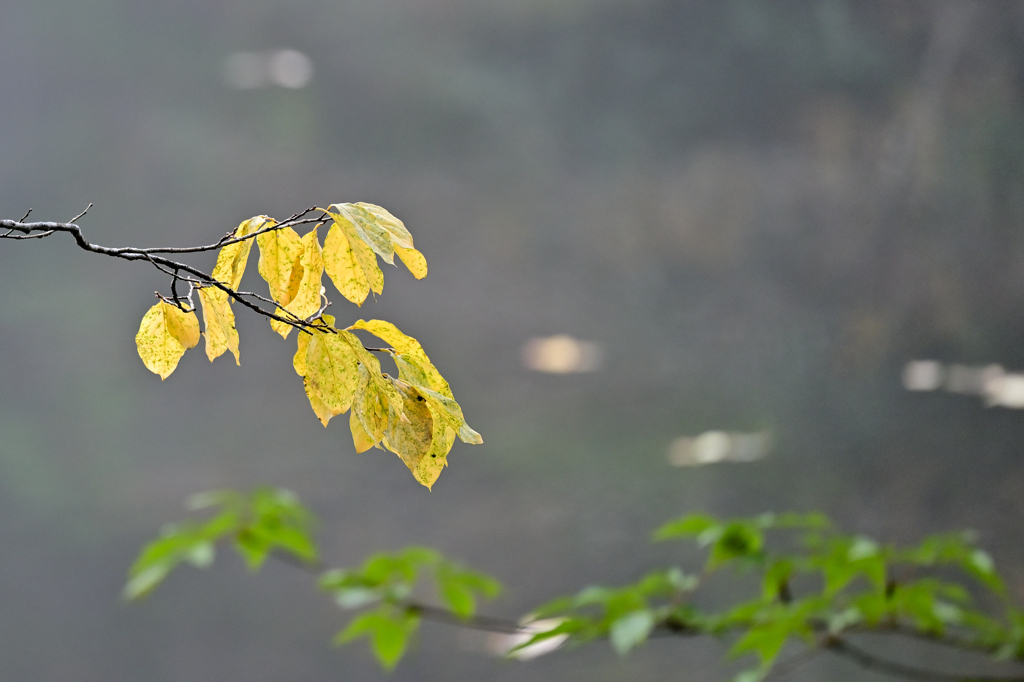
left=129, top=491, right=1024, bottom=680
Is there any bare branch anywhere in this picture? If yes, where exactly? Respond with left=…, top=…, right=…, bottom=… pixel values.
left=0, top=210, right=332, bottom=335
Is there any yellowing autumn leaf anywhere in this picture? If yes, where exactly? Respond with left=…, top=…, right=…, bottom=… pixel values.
left=135, top=300, right=199, bottom=379
left=354, top=202, right=427, bottom=279
left=323, top=221, right=370, bottom=306
left=416, top=421, right=456, bottom=490
left=352, top=202, right=429, bottom=279
left=350, top=410, right=376, bottom=453
left=415, top=382, right=483, bottom=445
left=303, top=328, right=360, bottom=426
left=354, top=202, right=414, bottom=249
left=394, top=245, right=428, bottom=280
left=324, top=208, right=383, bottom=302
left=213, top=216, right=269, bottom=290
left=271, top=228, right=324, bottom=339
left=164, top=303, right=200, bottom=350
left=351, top=364, right=388, bottom=448
left=383, top=381, right=434, bottom=476
left=293, top=328, right=312, bottom=376
left=340, top=203, right=395, bottom=265
left=350, top=319, right=452, bottom=397
left=257, top=223, right=302, bottom=304
left=197, top=286, right=240, bottom=364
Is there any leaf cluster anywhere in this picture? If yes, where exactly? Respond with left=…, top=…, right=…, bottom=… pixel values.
left=129, top=204, right=478, bottom=488
left=524, top=512, right=1024, bottom=682
left=322, top=547, right=501, bottom=669
left=125, top=490, right=502, bottom=671
left=123, top=488, right=317, bottom=600
left=127, top=495, right=1024, bottom=681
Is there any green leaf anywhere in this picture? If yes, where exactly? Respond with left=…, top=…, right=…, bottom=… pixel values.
left=123, top=563, right=173, bottom=601
left=436, top=564, right=502, bottom=619
left=335, top=608, right=419, bottom=670
left=652, top=513, right=720, bottom=541
left=709, top=522, right=765, bottom=569
left=730, top=619, right=794, bottom=666
left=609, top=609, right=655, bottom=655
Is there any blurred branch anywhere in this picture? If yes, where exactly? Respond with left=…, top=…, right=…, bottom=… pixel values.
left=265, top=545, right=1024, bottom=681
left=825, top=637, right=1024, bottom=682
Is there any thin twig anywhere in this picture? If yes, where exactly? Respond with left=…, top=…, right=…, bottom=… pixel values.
left=68, top=203, right=92, bottom=224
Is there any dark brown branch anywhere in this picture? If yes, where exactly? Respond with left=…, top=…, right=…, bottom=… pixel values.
left=0, top=208, right=331, bottom=334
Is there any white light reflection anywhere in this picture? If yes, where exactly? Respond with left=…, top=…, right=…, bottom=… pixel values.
left=902, top=360, right=1024, bottom=409
left=667, top=431, right=772, bottom=467
left=223, top=50, right=313, bottom=89
left=486, top=618, right=568, bottom=660
left=521, top=335, right=603, bottom=374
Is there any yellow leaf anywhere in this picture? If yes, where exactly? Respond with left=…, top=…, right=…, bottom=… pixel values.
left=350, top=203, right=426, bottom=279
left=411, top=385, right=459, bottom=490
left=351, top=365, right=387, bottom=446
left=323, top=222, right=369, bottom=306
left=293, top=330, right=312, bottom=376
left=256, top=223, right=301, bottom=304
left=355, top=202, right=414, bottom=249
left=394, top=245, right=428, bottom=279
left=272, top=228, right=324, bottom=339
left=197, top=287, right=240, bottom=364
left=135, top=301, right=193, bottom=379
left=415, top=384, right=483, bottom=445
left=337, top=331, right=406, bottom=419
left=303, top=327, right=359, bottom=424
left=212, top=216, right=267, bottom=291
left=325, top=208, right=384, bottom=295
left=383, top=381, right=434, bottom=474
left=332, top=203, right=395, bottom=265
left=303, top=379, right=335, bottom=427
left=414, top=424, right=455, bottom=490
left=350, top=410, right=376, bottom=453
left=163, top=303, right=200, bottom=350
left=350, top=319, right=452, bottom=397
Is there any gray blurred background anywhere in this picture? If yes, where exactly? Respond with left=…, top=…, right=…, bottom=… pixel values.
left=3, top=1, right=1024, bottom=680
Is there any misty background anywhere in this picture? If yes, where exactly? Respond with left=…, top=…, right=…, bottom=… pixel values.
left=2, top=1, right=1024, bottom=680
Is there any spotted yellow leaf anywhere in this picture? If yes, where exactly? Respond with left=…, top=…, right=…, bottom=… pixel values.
left=213, top=216, right=268, bottom=291
left=383, top=381, right=434, bottom=476
left=136, top=300, right=199, bottom=379
left=350, top=409, right=376, bottom=453
left=332, top=203, right=395, bottom=265
left=350, top=319, right=452, bottom=397
left=303, top=326, right=360, bottom=426
left=394, top=245, right=428, bottom=280
left=293, top=328, right=313, bottom=376
left=197, top=286, right=240, bottom=364
left=164, top=304, right=200, bottom=350
left=323, top=221, right=370, bottom=306
left=324, top=207, right=384, bottom=299
left=257, top=223, right=301, bottom=305
left=354, top=202, right=427, bottom=278
left=351, top=364, right=388, bottom=447
left=354, top=202, right=414, bottom=249
left=271, top=228, right=324, bottom=339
